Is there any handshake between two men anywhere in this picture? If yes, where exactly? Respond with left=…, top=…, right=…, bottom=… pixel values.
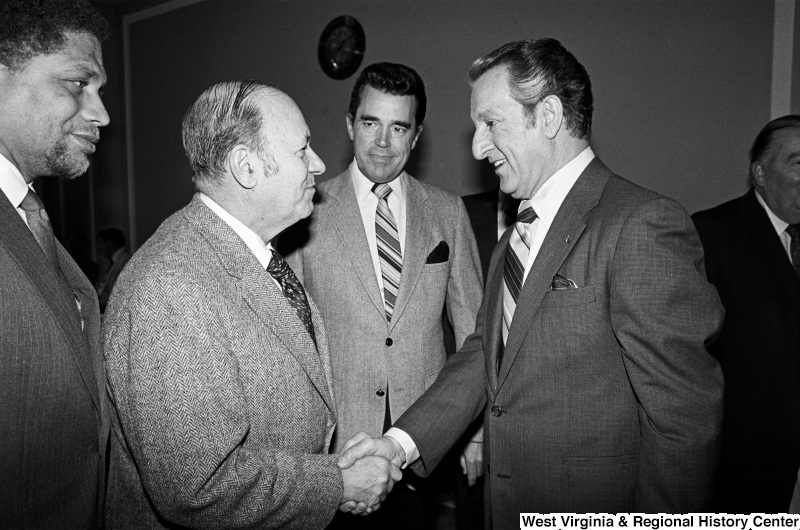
left=338, top=433, right=408, bottom=515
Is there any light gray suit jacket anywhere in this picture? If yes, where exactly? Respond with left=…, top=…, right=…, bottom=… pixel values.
left=395, top=158, right=725, bottom=527
left=104, top=194, right=342, bottom=529
left=284, top=170, right=483, bottom=451
left=0, top=190, right=108, bottom=528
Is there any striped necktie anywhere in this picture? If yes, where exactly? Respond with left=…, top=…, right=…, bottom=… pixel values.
left=499, top=201, right=537, bottom=371
left=373, top=183, right=402, bottom=322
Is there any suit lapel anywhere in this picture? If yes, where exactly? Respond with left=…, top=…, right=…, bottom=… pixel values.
left=57, top=240, right=103, bottom=400
left=240, top=271, right=336, bottom=413
left=484, top=228, right=510, bottom=391
left=739, top=190, right=800, bottom=308
left=497, top=158, right=609, bottom=389
left=389, top=175, right=433, bottom=332
left=185, top=196, right=336, bottom=413
left=0, top=193, right=100, bottom=412
left=308, top=295, right=337, bottom=413
left=325, top=173, right=386, bottom=318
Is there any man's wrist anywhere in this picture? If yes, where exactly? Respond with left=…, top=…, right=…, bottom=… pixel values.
left=384, top=428, right=418, bottom=468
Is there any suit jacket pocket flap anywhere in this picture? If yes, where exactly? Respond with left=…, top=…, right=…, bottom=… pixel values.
left=562, top=453, right=638, bottom=467
left=540, top=285, right=596, bottom=308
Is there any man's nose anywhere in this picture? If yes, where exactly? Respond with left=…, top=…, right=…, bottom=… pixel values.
left=375, top=127, right=391, bottom=148
left=84, top=92, right=110, bottom=128
left=472, top=128, right=491, bottom=160
left=308, top=146, right=326, bottom=175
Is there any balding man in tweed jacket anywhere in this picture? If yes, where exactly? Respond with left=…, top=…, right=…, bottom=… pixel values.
left=103, top=81, right=399, bottom=529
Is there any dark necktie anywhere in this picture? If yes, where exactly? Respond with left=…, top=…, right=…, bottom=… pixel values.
left=373, top=183, right=402, bottom=322
left=19, top=188, right=82, bottom=325
left=502, top=198, right=520, bottom=229
left=267, top=250, right=316, bottom=345
left=19, top=188, right=58, bottom=270
left=786, top=224, right=800, bottom=279
left=499, top=201, right=537, bottom=373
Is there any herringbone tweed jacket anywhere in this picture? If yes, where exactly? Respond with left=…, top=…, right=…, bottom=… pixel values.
left=104, top=194, right=342, bottom=529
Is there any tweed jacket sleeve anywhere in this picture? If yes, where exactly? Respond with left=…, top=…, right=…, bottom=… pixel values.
left=105, top=266, right=343, bottom=529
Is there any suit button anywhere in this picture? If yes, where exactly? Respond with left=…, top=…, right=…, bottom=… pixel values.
left=491, top=405, right=503, bottom=417
left=376, top=390, right=385, bottom=397
left=385, top=338, right=393, bottom=346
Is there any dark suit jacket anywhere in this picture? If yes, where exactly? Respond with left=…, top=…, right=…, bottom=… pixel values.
left=395, top=158, right=725, bottom=527
left=104, top=195, right=342, bottom=529
left=461, top=187, right=520, bottom=282
left=0, top=191, right=109, bottom=528
left=693, top=190, right=800, bottom=512
left=462, top=188, right=501, bottom=282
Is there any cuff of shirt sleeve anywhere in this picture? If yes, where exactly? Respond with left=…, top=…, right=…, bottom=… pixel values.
left=384, top=428, right=419, bottom=469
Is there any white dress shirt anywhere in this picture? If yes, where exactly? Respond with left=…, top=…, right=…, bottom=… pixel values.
left=199, top=193, right=278, bottom=272
left=349, top=159, right=407, bottom=294
left=755, top=190, right=794, bottom=263
left=386, top=146, right=596, bottom=465
left=0, top=152, right=32, bottom=226
left=522, top=146, right=595, bottom=283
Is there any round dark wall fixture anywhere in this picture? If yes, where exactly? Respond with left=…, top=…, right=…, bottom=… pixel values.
left=318, top=15, right=365, bottom=80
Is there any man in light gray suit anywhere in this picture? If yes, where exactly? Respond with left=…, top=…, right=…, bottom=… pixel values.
left=282, top=62, right=483, bottom=528
left=340, top=39, right=725, bottom=527
left=103, top=81, right=399, bottom=529
left=0, top=1, right=111, bottom=527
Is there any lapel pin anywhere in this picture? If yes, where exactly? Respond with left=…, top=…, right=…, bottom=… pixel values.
left=565, top=235, right=571, bottom=243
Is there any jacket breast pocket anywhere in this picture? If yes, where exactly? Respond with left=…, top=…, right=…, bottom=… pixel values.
left=540, top=285, right=596, bottom=308
left=422, top=260, right=449, bottom=273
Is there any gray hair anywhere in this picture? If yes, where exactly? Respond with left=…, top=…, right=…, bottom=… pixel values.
left=182, top=80, right=276, bottom=183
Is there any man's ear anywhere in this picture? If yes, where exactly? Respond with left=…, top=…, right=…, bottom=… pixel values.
left=229, top=145, right=258, bottom=189
left=346, top=114, right=355, bottom=141
left=751, top=161, right=766, bottom=188
left=411, top=125, right=423, bottom=150
left=540, top=95, right=564, bottom=140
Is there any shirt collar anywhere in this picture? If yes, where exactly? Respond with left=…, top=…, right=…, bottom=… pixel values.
left=198, top=192, right=274, bottom=269
left=755, top=189, right=790, bottom=236
left=528, top=146, right=595, bottom=224
left=0, top=152, right=31, bottom=210
left=350, top=159, right=406, bottom=205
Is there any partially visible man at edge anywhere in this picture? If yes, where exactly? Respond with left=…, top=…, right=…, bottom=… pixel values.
left=103, top=81, right=400, bottom=529
left=0, top=0, right=111, bottom=528
left=693, top=115, right=800, bottom=512
left=339, top=38, right=725, bottom=528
